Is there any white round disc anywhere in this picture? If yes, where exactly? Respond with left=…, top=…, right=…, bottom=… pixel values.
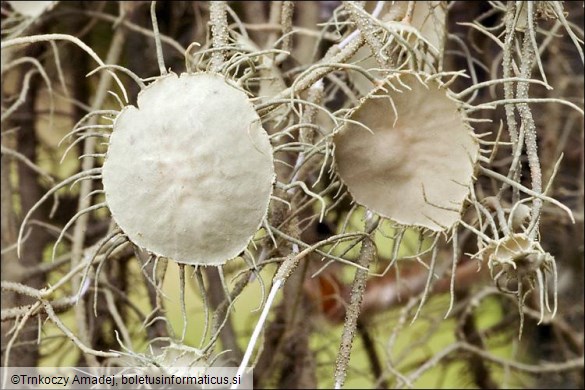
left=103, top=72, right=274, bottom=265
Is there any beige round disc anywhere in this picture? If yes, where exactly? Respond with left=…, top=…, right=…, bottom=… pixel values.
left=333, top=74, right=478, bottom=231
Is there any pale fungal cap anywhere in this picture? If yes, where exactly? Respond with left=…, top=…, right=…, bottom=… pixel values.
left=484, top=234, right=532, bottom=267
left=333, top=74, right=478, bottom=231
left=349, top=2, right=446, bottom=96
left=8, top=1, right=57, bottom=17
left=482, top=234, right=550, bottom=273
left=510, top=203, right=532, bottom=230
left=102, top=72, right=274, bottom=265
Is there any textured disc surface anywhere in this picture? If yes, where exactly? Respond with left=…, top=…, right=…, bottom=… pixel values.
left=102, top=72, right=274, bottom=265
left=333, top=74, right=478, bottom=231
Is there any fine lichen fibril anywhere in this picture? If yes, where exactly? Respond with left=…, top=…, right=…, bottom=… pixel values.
left=102, top=72, right=275, bottom=265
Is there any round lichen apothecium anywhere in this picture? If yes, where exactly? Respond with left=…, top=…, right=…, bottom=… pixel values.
left=102, top=72, right=275, bottom=265
left=333, top=74, right=478, bottom=231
